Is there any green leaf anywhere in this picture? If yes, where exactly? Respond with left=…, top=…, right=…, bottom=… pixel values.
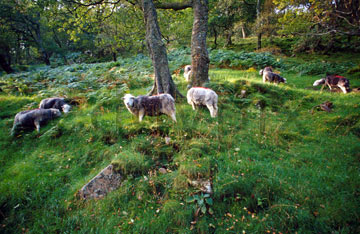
left=208, top=208, right=214, bottom=215
left=197, top=199, right=204, bottom=206
left=203, top=193, right=210, bottom=198
left=205, top=198, right=213, bottom=205
left=201, top=205, right=207, bottom=214
left=186, top=196, right=196, bottom=203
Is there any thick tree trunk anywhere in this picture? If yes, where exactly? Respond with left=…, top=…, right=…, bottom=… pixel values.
left=190, top=0, right=210, bottom=87
left=142, top=0, right=182, bottom=98
left=113, top=52, right=117, bottom=62
left=0, top=53, right=14, bottom=74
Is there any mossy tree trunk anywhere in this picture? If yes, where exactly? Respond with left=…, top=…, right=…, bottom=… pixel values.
left=190, top=0, right=210, bottom=87
left=142, top=0, right=183, bottom=98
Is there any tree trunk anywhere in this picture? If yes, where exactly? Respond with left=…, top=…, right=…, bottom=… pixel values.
left=190, top=0, right=210, bottom=87
left=213, top=27, right=218, bottom=48
left=113, top=52, right=117, bottom=62
left=256, top=0, right=262, bottom=50
left=257, top=33, right=262, bottom=50
left=0, top=53, right=14, bottom=74
left=241, top=25, right=246, bottom=39
left=225, top=31, right=233, bottom=46
left=142, top=0, right=182, bottom=98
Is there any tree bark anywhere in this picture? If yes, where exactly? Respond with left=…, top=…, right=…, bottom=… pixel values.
left=190, top=0, right=210, bottom=87
left=242, top=25, right=246, bottom=39
left=213, top=27, right=218, bottom=48
left=257, top=33, right=262, bottom=50
left=142, top=0, right=183, bottom=98
left=256, top=0, right=262, bottom=50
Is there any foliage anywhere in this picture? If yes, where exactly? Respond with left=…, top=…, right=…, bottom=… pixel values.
left=186, top=193, right=214, bottom=216
left=209, top=49, right=284, bottom=69
left=1, top=48, right=360, bottom=234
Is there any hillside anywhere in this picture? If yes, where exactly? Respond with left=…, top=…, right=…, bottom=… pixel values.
left=1, top=50, right=360, bottom=233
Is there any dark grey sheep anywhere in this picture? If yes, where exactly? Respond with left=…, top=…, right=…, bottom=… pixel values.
left=39, top=97, right=71, bottom=113
left=11, top=108, right=61, bottom=136
left=259, top=67, right=287, bottom=84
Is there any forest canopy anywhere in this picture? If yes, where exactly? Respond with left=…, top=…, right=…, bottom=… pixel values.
left=0, top=0, right=359, bottom=73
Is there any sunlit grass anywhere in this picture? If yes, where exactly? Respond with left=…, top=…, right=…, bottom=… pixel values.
left=1, top=58, right=360, bottom=233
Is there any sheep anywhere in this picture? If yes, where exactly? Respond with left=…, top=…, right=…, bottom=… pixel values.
left=11, top=108, right=61, bottom=136
left=123, top=94, right=176, bottom=122
left=259, top=67, right=287, bottom=84
left=187, top=87, right=218, bottom=118
left=184, top=65, right=192, bottom=82
left=183, top=65, right=210, bottom=82
left=39, top=97, right=71, bottom=113
left=313, top=75, right=350, bottom=94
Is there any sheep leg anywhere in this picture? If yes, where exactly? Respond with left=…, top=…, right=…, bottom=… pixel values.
left=339, top=85, right=347, bottom=94
left=34, top=119, right=41, bottom=132
left=191, top=102, right=196, bottom=110
left=138, top=110, right=145, bottom=122
left=206, top=104, right=216, bottom=118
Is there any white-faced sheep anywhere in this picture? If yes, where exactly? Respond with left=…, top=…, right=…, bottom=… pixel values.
left=11, top=108, right=61, bottom=136
left=39, top=97, right=71, bottom=113
left=259, top=67, right=286, bottom=84
left=313, top=75, right=350, bottom=94
left=183, top=65, right=192, bottom=82
left=183, top=65, right=210, bottom=82
left=187, top=87, right=218, bottom=118
left=123, top=94, right=176, bottom=122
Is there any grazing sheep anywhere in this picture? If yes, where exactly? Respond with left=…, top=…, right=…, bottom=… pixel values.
left=184, top=65, right=192, bottom=82
left=39, top=97, right=71, bottom=113
left=313, top=75, right=350, bottom=94
left=259, top=67, right=287, bottom=84
left=187, top=87, right=218, bottom=118
left=123, top=94, right=176, bottom=122
left=11, top=108, right=61, bottom=136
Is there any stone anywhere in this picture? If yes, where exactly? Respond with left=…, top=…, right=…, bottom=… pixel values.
left=78, top=164, right=122, bottom=200
left=188, top=179, right=213, bottom=194
left=159, top=167, right=167, bottom=174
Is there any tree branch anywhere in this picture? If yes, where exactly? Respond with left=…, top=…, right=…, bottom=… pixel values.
left=154, top=1, right=193, bottom=10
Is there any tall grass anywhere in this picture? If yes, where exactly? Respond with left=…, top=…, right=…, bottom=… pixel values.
left=0, top=53, right=360, bottom=233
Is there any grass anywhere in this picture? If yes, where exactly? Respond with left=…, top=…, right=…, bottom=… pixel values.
left=1, top=53, right=360, bottom=233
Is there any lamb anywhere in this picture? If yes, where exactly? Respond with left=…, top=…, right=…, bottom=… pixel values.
left=184, top=65, right=192, bottom=82
left=187, top=87, right=218, bottom=118
left=11, top=108, right=61, bottom=136
left=259, top=67, right=287, bottom=84
left=313, top=75, right=350, bottom=94
left=123, top=94, right=176, bottom=122
left=39, top=97, right=71, bottom=113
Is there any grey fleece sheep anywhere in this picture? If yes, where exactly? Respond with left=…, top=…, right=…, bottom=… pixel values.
left=39, top=97, right=71, bottom=113
left=11, top=108, right=61, bottom=136
left=259, top=67, right=286, bottom=84
left=187, top=87, right=218, bottom=118
left=123, top=94, right=176, bottom=122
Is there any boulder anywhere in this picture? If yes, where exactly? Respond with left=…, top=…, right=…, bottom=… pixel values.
left=78, top=164, right=122, bottom=200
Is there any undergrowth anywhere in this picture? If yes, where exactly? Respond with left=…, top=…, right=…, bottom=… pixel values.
left=0, top=52, right=360, bottom=233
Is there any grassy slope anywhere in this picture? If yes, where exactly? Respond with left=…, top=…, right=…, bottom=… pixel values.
left=0, top=57, right=360, bottom=233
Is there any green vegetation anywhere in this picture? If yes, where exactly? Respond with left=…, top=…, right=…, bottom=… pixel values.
left=1, top=50, right=360, bottom=233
